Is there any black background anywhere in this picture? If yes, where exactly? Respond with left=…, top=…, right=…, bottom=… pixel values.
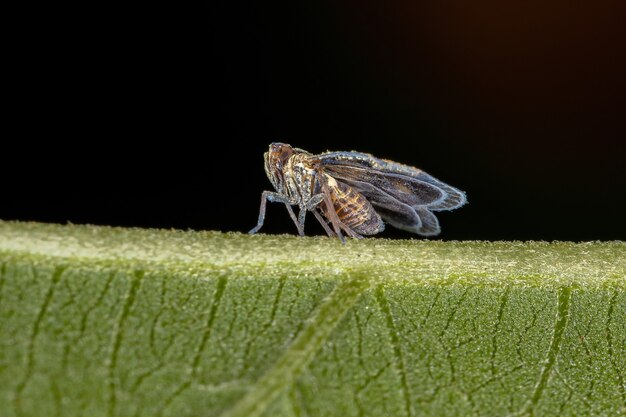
left=3, top=1, right=625, bottom=240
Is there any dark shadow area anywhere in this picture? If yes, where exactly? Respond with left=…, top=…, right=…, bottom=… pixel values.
left=2, top=1, right=625, bottom=240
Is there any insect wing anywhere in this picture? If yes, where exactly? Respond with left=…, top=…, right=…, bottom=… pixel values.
left=337, top=177, right=431, bottom=233
left=323, top=164, right=442, bottom=207
left=318, top=151, right=466, bottom=236
left=318, top=151, right=466, bottom=210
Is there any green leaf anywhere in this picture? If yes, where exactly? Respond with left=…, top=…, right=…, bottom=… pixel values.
left=0, top=221, right=625, bottom=417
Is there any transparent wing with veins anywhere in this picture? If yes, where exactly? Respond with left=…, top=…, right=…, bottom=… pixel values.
left=317, top=151, right=467, bottom=236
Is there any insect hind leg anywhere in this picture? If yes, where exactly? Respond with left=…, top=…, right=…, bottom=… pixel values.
left=317, top=182, right=361, bottom=242
left=319, top=181, right=346, bottom=243
left=338, top=223, right=363, bottom=239
left=249, top=191, right=303, bottom=236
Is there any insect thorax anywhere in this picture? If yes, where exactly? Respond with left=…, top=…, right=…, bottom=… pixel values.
left=281, top=153, right=318, bottom=205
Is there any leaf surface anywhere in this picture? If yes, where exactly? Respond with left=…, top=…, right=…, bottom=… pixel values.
left=0, top=221, right=624, bottom=417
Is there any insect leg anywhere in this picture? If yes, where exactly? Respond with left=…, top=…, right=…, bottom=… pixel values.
left=312, top=209, right=336, bottom=237
left=296, top=193, right=325, bottom=235
left=249, top=191, right=303, bottom=235
left=305, top=193, right=325, bottom=209
left=338, top=223, right=363, bottom=239
left=300, top=194, right=334, bottom=237
left=297, top=206, right=307, bottom=233
left=320, top=180, right=346, bottom=243
left=284, top=203, right=304, bottom=236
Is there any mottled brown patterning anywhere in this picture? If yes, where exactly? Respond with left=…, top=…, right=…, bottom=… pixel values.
left=249, top=142, right=467, bottom=243
left=323, top=177, right=383, bottom=236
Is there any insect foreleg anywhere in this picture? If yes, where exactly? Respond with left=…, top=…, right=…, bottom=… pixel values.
left=249, top=191, right=303, bottom=235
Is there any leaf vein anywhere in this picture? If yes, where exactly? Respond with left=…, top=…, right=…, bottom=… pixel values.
left=606, top=290, right=626, bottom=408
left=225, top=272, right=370, bottom=417
left=376, top=284, right=414, bottom=417
left=509, top=286, right=572, bottom=417
left=156, top=274, right=228, bottom=415
left=13, top=265, right=64, bottom=417
left=107, top=270, right=144, bottom=417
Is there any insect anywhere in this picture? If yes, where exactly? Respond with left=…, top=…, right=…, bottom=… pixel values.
left=249, top=143, right=466, bottom=242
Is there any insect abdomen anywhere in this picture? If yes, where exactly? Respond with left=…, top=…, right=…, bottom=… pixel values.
left=327, top=180, right=384, bottom=235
